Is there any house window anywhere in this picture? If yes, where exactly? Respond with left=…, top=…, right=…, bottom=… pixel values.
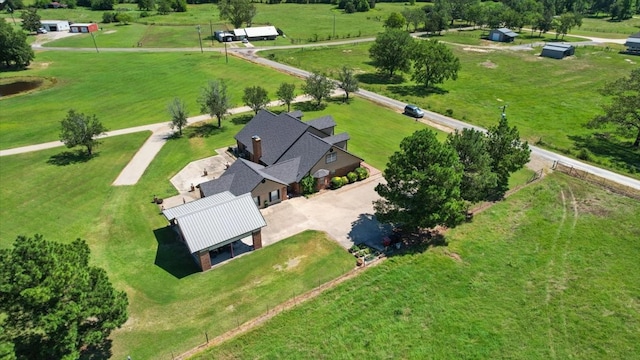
left=253, top=196, right=260, bottom=207
left=269, top=189, right=280, bottom=202
left=326, top=152, right=337, bottom=164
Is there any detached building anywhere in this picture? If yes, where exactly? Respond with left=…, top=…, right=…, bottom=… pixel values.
left=40, top=20, right=70, bottom=32
left=624, top=33, right=640, bottom=54
left=70, top=23, right=98, bottom=33
left=215, top=25, right=279, bottom=42
left=541, top=43, right=575, bottom=59
left=163, top=192, right=266, bottom=272
left=488, top=28, right=518, bottom=42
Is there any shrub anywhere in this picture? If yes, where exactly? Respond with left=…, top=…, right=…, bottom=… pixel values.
left=347, top=172, right=358, bottom=183
left=301, top=174, right=316, bottom=195
left=355, top=167, right=369, bottom=181
left=341, top=176, right=348, bottom=185
left=577, top=148, right=593, bottom=161
left=330, top=176, right=343, bottom=189
left=102, top=11, right=117, bottom=23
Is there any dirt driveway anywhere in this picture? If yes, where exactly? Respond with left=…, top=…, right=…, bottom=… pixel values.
left=259, top=172, right=390, bottom=250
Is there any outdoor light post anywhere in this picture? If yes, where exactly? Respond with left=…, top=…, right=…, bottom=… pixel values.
left=500, top=104, right=508, bottom=120
left=196, top=25, right=203, bottom=53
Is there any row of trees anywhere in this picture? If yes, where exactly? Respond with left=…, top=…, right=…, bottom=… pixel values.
left=170, top=69, right=358, bottom=135
left=370, top=28, right=460, bottom=88
left=374, top=117, right=531, bottom=233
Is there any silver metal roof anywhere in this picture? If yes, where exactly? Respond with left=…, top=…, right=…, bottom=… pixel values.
left=163, top=191, right=235, bottom=221
left=175, top=193, right=266, bottom=254
left=244, top=26, right=278, bottom=37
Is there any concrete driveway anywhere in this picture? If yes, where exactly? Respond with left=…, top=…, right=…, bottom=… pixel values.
left=259, top=172, right=390, bottom=250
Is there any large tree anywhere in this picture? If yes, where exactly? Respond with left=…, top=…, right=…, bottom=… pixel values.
left=218, top=0, right=256, bottom=29
left=369, top=28, right=414, bottom=77
left=198, top=79, right=230, bottom=128
left=588, top=68, right=640, bottom=148
left=0, top=235, right=128, bottom=360
left=276, top=82, right=296, bottom=112
left=447, top=128, right=497, bottom=203
left=411, top=40, right=460, bottom=89
left=168, top=97, right=188, bottom=135
left=243, top=85, right=270, bottom=114
left=0, top=18, right=34, bottom=68
left=303, top=72, right=335, bottom=108
left=374, top=129, right=466, bottom=232
left=137, top=0, right=154, bottom=11
left=19, top=8, right=40, bottom=32
left=384, top=12, right=406, bottom=28
left=337, top=65, right=359, bottom=102
left=486, top=116, right=531, bottom=197
left=59, top=109, right=107, bottom=156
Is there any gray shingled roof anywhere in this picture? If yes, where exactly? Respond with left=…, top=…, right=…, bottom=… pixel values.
left=234, top=110, right=308, bottom=165
left=497, top=28, right=518, bottom=37
left=278, top=133, right=332, bottom=182
left=174, top=193, right=266, bottom=254
left=199, top=159, right=288, bottom=197
left=287, top=110, right=303, bottom=119
left=261, top=157, right=301, bottom=184
left=324, top=133, right=350, bottom=145
left=163, top=191, right=235, bottom=221
left=307, top=115, right=336, bottom=131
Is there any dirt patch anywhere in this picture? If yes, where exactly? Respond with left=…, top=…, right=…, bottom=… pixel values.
left=575, top=196, right=611, bottom=217
left=480, top=60, right=497, bottom=68
left=273, top=255, right=306, bottom=271
left=625, top=58, right=636, bottom=64
left=226, top=304, right=235, bottom=312
left=103, top=30, right=117, bottom=34
left=463, top=47, right=493, bottom=53
left=342, top=49, right=352, bottom=53
left=445, top=251, right=463, bottom=262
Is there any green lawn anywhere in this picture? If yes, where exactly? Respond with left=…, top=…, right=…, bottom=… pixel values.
left=0, top=50, right=305, bottom=149
left=194, top=172, right=640, bottom=359
left=262, top=42, right=640, bottom=177
left=424, top=28, right=587, bottom=46
left=0, top=130, right=355, bottom=360
left=16, top=3, right=417, bottom=48
left=572, top=15, right=640, bottom=39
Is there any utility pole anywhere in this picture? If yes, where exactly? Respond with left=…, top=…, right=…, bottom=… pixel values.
left=196, top=25, right=203, bottom=53
left=333, top=14, right=336, bottom=38
left=209, top=20, right=214, bottom=46
left=90, top=32, right=99, bottom=53
left=224, top=41, right=228, bottom=64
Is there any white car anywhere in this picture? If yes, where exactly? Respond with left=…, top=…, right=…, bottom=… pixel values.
left=37, top=27, right=48, bottom=34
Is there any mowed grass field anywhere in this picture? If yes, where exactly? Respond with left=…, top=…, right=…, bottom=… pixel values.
left=263, top=41, right=640, bottom=177
left=195, top=172, right=640, bottom=359
left=14, top=3, right=418, bottom=48
left=0, top=129, right=355, bottom=359
left=0, top=50, right=304, bottom=149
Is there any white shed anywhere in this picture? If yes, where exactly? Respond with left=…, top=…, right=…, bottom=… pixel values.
left=40, top=20, right=70, bottom=32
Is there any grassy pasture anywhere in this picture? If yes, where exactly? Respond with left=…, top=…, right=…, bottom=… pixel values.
left=0, top=50, right=305, bottom=149
left=0, top=131, right=355, bottom=359
left=13, top=3, right=416, bottom=48
left=195, top=172, right=640, bottom=359
left=428, top=28, right=587, bottom=46
left=262, top=42, right=640, bottom=177
left=572, top=15, right=640, bottom=38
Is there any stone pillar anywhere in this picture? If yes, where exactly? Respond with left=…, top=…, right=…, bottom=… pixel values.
left=198, top=250, right=211, bottom=272
left=281, top=186, right=287, bottom=201
left=252, top=230, right=262, bottom=250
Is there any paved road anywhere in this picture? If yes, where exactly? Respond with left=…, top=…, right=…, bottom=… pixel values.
left=9, top=32, right=638, bottom=191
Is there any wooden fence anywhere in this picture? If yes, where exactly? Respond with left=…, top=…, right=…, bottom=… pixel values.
left=552, top=161, right=640, bottom=200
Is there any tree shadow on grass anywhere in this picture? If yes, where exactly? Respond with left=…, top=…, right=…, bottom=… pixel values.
left=568, top=133, right=640, bottom=171
left=386, top=229, right=448, bottom=257
left=153, top=226, right=199, bottom=279
left=356, top=72, right=405, bottom=85
left=47, top=150, right=96, bottom=166
left=293, top=101, right=326, bottom=112
left=231, top=113, right=254, bottom=125
left=388, top=84, right=447, bottom=98
left=185, top=122, right=225, bottom=138
left=79, top=339, right=112, bottom=360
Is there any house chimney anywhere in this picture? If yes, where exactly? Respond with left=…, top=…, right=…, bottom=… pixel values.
left=251, top=135, right=262, bottom=164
